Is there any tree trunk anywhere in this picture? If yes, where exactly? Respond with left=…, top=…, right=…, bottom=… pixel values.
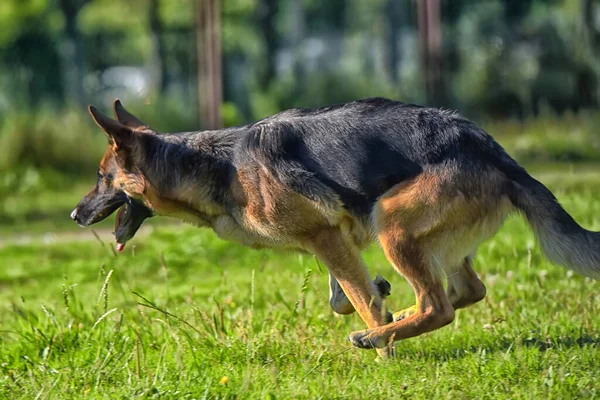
left=417, top=0, right=445, bottom=106
left=385, top=0, right=402, bottom=83
left=58, top=0, right=87, bottom=105
left=288, top=0, right=305, bottom=98
left=196, top=0, right=223, bottom=129
left=149, top=0, right=168, bottom=93
left=258, top=0, right=279, bottom=90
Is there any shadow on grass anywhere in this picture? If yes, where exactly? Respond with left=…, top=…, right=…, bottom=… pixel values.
left=523, top=334, right=600, bottom=351
left=400, top=332, right=600, bottom=362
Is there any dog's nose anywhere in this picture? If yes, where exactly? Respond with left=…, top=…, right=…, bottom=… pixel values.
left=70, top=208, right=79, bottom=221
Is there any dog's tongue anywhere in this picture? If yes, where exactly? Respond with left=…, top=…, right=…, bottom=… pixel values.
left=115, top=206, right=128, bottom=252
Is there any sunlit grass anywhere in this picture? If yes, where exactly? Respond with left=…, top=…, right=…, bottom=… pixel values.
left=0, top=174, right=598, bottom=399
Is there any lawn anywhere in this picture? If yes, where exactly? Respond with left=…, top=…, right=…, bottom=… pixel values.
left=0, top=167, right=599, bottom=399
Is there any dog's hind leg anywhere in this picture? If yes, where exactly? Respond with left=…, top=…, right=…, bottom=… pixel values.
left=348, top=171, right=511, bottom=348
left=329, top=273, right=391, bottom=315
left=393, top=257, right=487, bottom=321
left=446, top=257, right=487, bottom=310
left=349, top=175, right=458, bottom=349
left=349, top=226, right=455, bottom=349
left=306, top=228, right=393, bottom=355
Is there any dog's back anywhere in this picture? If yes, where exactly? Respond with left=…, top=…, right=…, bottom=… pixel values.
left=239, top=98, right=511, bottom=216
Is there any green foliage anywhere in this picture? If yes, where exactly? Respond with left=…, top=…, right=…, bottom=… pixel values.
left=0, top=172, right=598, bottom=398
left=2, top=0, right=599, bottom=119
left=0, top=0, right=62, bottom=46
left=0, top=105, right=105, bottom=176
left=251, top=70, right=399, bottom=119
left=484, top=112, right=600, bottom=163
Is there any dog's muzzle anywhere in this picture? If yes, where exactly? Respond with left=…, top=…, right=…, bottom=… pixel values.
left=70, top=207, right=83, bottom=226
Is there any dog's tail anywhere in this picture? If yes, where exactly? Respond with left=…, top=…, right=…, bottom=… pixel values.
left=505, top=166, right=600, bottom=279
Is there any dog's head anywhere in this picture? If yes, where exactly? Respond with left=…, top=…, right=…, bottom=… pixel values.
left=71, top=100, right=155, bottom=250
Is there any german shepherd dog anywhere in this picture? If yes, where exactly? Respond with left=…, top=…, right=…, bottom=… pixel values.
left=72, top=98, right=600, bottom=357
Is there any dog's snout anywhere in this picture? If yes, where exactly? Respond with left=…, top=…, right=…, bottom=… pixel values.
left=71, top=207, right=90, bottom=227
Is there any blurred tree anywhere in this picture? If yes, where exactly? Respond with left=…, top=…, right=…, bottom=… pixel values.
left=196, top=0, right=223, bottom=129
left=57, top=0, right=89, bottom=104
left=149, top=0, right=168, bottom=93
left=0, top=0, right=63, bottom=105
left=257, top=0, right=279, bottom=90
left=288, top=0, right=306, bottom=95
left=0, top=0, right=598, bottom=122
left=583, top=0, right=595, bottom=47
left=418, top=0, right=446, bottom=106
left=385, top=0, right=403, bottom=84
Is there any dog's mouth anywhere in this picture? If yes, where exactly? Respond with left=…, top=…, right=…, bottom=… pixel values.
left=113, top=198, right=153, bottom=251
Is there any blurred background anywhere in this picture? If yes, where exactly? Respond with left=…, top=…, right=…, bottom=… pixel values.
left=1, top=0, right=600, bottom=238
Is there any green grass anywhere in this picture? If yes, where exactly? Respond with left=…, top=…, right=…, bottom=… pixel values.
left=484, top=112, right=600, bottom=164
left=0, top=170, right=599, bottom=399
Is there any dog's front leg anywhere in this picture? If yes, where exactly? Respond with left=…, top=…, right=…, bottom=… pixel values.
left=306, top=228, right=393, bottom=357
left=329, top=273, right=392, bottom=315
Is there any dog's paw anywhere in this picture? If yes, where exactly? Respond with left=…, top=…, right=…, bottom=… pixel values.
left=384, top=311, right=394, bottom=324
left=393, top=305, right=417, bottom=322
left=348, top=330, right=387, bottom=349
left=349, top=330, right=376, bottom=349
left=374, top=275, right=391, bottom=298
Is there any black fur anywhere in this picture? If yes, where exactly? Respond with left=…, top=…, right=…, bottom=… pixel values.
left=118, top=97, right=528, bottom=221
left=230, top=97, right=509, bottom=216
left=131, top=98, right=522, bottom=219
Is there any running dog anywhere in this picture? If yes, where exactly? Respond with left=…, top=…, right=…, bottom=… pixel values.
left=72, top=98, right=600, bottom=356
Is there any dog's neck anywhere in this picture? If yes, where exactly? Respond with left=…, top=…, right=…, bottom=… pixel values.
left=136, top=130, right=239, bottom=222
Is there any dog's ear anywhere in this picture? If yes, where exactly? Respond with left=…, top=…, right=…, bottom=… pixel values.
left=113, top=99, right=155, bottom=133
left=89, top=105, right=136, bottom=151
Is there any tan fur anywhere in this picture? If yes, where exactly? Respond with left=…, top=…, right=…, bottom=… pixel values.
left=347, top=171, right=511, bottom=348
left=238, top=167, right=337, bottom=235
left=141, top=183, right=212, bottom=227
left=446, top=257, right=487, bottom=309
left=304, top=227, right=392, bottom=357
left=97, top=149, right=146, bottom=196
left=132, top=165, right=513, bottom=353
left=328, top=272, right=357, bottom=315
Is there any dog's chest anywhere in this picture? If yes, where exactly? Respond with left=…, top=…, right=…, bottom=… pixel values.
left=210, top=214, right=297, bottom=250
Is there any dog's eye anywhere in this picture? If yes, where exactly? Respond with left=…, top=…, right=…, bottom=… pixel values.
left=97, top=171, right=114, bottom=182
